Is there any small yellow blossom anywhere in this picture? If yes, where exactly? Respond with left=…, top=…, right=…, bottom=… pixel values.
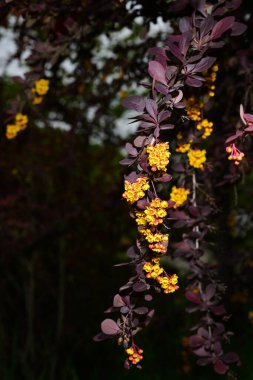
left=122, top=177, right=149, bottom=204
left=248, top=311, right=253, bottom=323
left=176, top=143, right=192, bottom=153
left=15, top=113, right=28, bottom=130
left=143, top=259, right=179, bottom=294
left=126, top=346, right=143, bottom=365
left=170, top=186, right=190, bottom=208
left=143, top=198, right=168, bottom=226
left=196, top=119, right=213, bottom=139
left=34, top=79, right=50, bottom=96
left=6, top=124, right=19, bottom=139
left=185, top=97, right=203, bottom=122
left=147, top=142, right=170, bottom=172
left=188, top=149, right=206, bottom=169
left=32, top=96, right=43, bottom=105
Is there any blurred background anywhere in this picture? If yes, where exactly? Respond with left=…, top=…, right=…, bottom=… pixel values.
left=0, top=1, right=253, bottom=379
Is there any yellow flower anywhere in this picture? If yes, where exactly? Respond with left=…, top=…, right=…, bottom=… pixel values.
left=32, top=96, right=43, bottom=105
left=248, top=311, right=253, bottom=323
left=15, top=113, right=28, bottom=130
left=122, top=177, right=149, bottom=204
left=147, top=142, right=170, bottom=172
left=188, top=149, right=206, bottom=169
left=6, top=124, right=19, bottom=139
left=185, top=97, right=203, bottom=122
left=170, top=186, right=190, bottom=208
left=34, top=79, right=49, bottom=96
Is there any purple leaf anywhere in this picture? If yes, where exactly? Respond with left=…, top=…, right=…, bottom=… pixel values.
left=133, top=136, right=147, bottom=147
left=231, top=22, right=247, bottom=36
left=113, top=294, right=125, bottom=308
left=200, top=16, right=215, bottom=38
left=145, top=99, right=158, bottom=120
left=155, top=82, right=169, bottom=95
left=101, top=319, right=120, bottom=335
left=225, top=130, right=244, bottom=144
left=193, top=347, right=210, bottom=357
left=120, top=306, right=130, bottom=314
left=160, top=124, right=174, bottom=130
left=119, top=158, right=135, bottom=166
left=122, top=96, right=145, bottom=112
left=127, top=246, right=139, bottom=259
left=244, top=126, right=253, bottom=132
left=244, top=113, right=253, bottom=124
left=210, top=305, right=226, bottom=315
left=93, top=332, right=109, bottom=342
left=185, top=76, right=203, bottom=87
left=133, top=281, right=148, bottom=292
left=214, top=359, right=229, bottom=375
left=190, top=57, right=216, bottom=72
left=148, top=60, right=167, bottom=85
left=185, top=290, right=201, bottom=304
left=166, top=40, right=184, bottom=62
left=158, top=110, right=171, bottom=123
left=148, top=47, right=167, bottom=58
left=144, top=294, right=153, bottom=301
left=210, top=16, right=235, bottom=40
left=205, top=284, right=216, bottom=301
left=222, top=352, right=240, bottom=364
left=134, top=307, right=149, bottom=315
left=197, top=358, right=212, bottom=366
left=137, top=199, right=149, bottom=210
left=155, top=173, right=172, bottom=183
left=189, top=335, right=204, bottom=348
left=125, top=143, right=138, bottom=156
left=179, top=17, right=191, bottom=33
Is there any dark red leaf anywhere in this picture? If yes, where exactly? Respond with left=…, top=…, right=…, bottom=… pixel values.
left=122, top=96, right=145, bottom=112
left=197, top=358, right=212, bottom=366
left=113, top=294, right=125, bottom=308
left=145, top=99, right=158, bottom=120
left=188, top=335, right=204, bottom=348
left=214, top=359, right=229, bottom=375
left=185, top=290, right=201, bottom=304
left=222, top=352, right=240, bottom=364
left=231, top=22, right=247, bottom=36
left=101, top=319, right=120, bottom=335
left=225, top=130, right=244, bottom=144
left=125, top=143, right=138, bottom=156
left=133, top=281, right=148, bottom=292
left=190, top=57, right=216, bottom=72
left=155, top=173, right=172, bottom=182
left=119, top=158, right=135, bottom=166
left=134, top=307, right=149, bottom=315
left=244, top=126, right=253, bottom=132
left=93, top=332, right=109, bottom=342
left=185, top=76, right=203, bottom=87
left=148, top=61, right=167, bottom=85
left=133, top=136, right=147, bottom=147
left=211, top=16, right=235, bottom=40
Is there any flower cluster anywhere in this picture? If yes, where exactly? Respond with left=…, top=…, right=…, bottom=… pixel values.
left=32, top=78, right=50, bottom=105
left=140, top=229, right=169, bottom=253
left=185, top=97, right=203, bottom=122
left=6, top=113, right=28, bottom=139
left=170, top=186, right=190, bottom=208
left=196, top=119, right=213, bottom=139
left=122, top=177, right=150, bottom=204
left=136, top=198, right=169, bottom=227
left=125, top=346, right=143, bottom=365
left=226, top=144, right=244, bottom=165
left=188, top=149, right=206, bottom=170
left=176, top=133, right=192, bottom=153
left=203, top=64, right=218, bottom=97
left=143, top=258, right=179, bottom=294
left=147, top=142, right=170, bottom=172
